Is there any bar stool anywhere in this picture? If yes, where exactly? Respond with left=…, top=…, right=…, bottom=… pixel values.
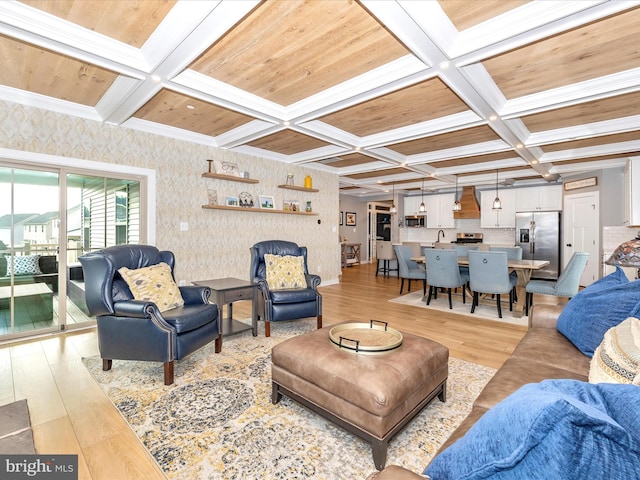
left=376, top=241, right=398, bottom=277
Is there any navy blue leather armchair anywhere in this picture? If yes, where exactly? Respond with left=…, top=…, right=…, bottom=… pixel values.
left=250, top=240, right=322, bottom=337
left=79, top=245, right=221, bottom=385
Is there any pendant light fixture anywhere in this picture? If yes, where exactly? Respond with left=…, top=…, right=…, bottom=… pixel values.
left=390, top=182, right=397, bottom=214
left=418, top=178, right=426, bottom=213
left=492, top=169, right=502, bottom=210
left=452, top=175, right=462, bottom=211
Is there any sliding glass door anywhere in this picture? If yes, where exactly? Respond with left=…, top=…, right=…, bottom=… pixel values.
left=0, top=167, right=61, bottom=336
left=0, top=162, right=145, bottom=340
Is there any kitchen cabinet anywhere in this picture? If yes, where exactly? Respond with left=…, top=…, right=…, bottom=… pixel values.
left=625, top=158, right=640, bottom=226
left=515, top=185, right=562, bottom=211
left=480, top=189, right=516, bottom=228
left=403, top=196, right=426, bottom=216
left=425, top=193, right=455, bottom=228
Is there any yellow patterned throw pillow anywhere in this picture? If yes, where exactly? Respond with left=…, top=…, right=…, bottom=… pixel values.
left=589, top=317, right=640, bottom=385
left=264, top=254, right=307, bottom=290
left=118, top=262, right=184, bottom=312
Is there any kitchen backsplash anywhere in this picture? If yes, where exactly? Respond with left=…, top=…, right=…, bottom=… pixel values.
left=399, top=219, right=516, bottom=245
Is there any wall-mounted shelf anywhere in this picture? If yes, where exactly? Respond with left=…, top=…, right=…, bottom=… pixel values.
left=202, top=205, right=317, bottom=215
left=202, top=172, right=259, bottom=184
left=278, top=184, right=319, bottom=192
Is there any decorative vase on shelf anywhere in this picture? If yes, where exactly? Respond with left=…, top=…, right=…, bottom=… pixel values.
left=286, top=174, right=294, bottom=186
left=306, top=201, right=312, bottom=212
left=304, top=175, right=312, bottom=189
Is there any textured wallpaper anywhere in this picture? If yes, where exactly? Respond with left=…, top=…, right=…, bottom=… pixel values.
left=0, top=100, right=341, bottom=285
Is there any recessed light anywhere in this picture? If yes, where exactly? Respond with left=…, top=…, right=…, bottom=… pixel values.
left=283, top=121, right=290, bottom=126
left=489, top=115, right=497, bottom=121
left=531, top=159, right=539, bottom=164
left=151, top=74, right=161, bottom=83
left=439, top=61, right=450, bottom=70
left=186, top=104, right=195, bottom=110
left=354, top=147, right=361, bottom=152
left=516, top=143, right=524, bottom=149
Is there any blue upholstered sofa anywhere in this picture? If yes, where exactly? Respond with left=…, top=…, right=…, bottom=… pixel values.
left=368, top=268, right=640, bottom=479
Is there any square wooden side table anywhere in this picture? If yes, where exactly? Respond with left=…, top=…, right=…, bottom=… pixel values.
left=192, top=277, right=258, bottom=337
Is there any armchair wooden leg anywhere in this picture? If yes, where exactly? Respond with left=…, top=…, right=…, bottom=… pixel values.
left=265, top=321, right=271, bottom=337
left=317, top=314, right=323, bottom=330
left=399, top=278, right=405, bottom=295
left=496, top=294, right=502, bottom=318
left=214, top=335, right=222, bottom=353
left=102, top=359, right=112, bottom=371
left=164, top=361, right=174, bottom=386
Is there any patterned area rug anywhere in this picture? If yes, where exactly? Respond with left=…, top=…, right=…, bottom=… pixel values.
left=82, top=319, right=495, bottom=479
left=390, top=290, right=529, bottom=327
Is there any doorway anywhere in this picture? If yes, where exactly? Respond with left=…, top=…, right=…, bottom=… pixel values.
left=563, top=191, right=599, bottom=286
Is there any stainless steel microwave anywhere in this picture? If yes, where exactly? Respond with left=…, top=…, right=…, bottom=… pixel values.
left=405, top=216, right=425, bottom=227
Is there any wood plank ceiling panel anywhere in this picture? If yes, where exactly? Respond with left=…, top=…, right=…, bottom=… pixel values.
left=189, top=0, right=409, bottom=106
left=21, top=0, right=176, bottom=47
left=483, top=7, right=640, bottom=99
left=553, top=153, right=639, bottom=165
left=246, top=130, right=330, bottom=155
left=319, top=78, right=469, bottom=137
left=388, top=125, right=502, bottom=156
left=318, top=153, right=379, bottom=168
left=133, top=89, right=254, bottom=137
left=438, top=0, right=530, bottom=31
left=540, top=131, right=640, bottom=153
left=346, top=166, right=412, bottom=180
left=0, top=34, right=117, bottom=106
left=521, top=90, right=640, bottom=133
left=428, top=151, right=520, bottom=169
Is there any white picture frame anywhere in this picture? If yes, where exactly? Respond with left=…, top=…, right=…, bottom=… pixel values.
left=225, top=196, right=239, bottom=207
left=259, top=195, right=275, bottom=209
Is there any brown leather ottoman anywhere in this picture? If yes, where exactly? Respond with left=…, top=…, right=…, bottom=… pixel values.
left=271, top=323, right=449, bottom=470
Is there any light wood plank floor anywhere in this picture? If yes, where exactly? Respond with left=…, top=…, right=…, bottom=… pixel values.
left=0, top=262, right=561, bottom=479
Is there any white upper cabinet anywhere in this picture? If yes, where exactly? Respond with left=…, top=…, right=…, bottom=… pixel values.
left=625, top=158, right=640, bottom=227
left=515, top=185, right=562, bottom=212
left=404, top=196, right=426, bottom=216
left=480, top=189, right=516, bottom=228
left=425, top=193, right=455, bottom=228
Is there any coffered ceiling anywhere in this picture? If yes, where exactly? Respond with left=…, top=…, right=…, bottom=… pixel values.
left=1, top=0, right=639, bottom=198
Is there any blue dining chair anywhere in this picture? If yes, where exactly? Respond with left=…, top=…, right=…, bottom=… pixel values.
left=394, top=245, right=426, bottom=295
left=425, top=249, right=469, bottom=309
left=468, top=250, right=517, bottom=318
left=525, top=252, right=589, bottom=315
left=452, top=244, right=479, bottom=277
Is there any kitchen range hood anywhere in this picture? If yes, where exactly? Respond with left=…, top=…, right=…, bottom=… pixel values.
left=453, top=186, right=481, bottom=219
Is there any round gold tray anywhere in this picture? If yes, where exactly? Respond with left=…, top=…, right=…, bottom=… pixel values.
left=329, top=320, right=403, bottom=355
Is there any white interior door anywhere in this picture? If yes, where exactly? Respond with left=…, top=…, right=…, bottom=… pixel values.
left=563, top=191, right=599, bottom=286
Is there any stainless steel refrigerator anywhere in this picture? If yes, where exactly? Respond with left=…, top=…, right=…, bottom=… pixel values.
left=515, top=211, right=561, bottom=280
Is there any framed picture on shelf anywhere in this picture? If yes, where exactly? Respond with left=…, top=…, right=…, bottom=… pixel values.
left=339, top=211, right=343, bottom=225
left=259, top=195, right=275, bottom=209
left=283, top=200, right=293, bottom=211
left=346, top=211, right=356, bottom=226
left=225, top=196, right=239, bottom=207
left=207, top=189, right=218, bottom=205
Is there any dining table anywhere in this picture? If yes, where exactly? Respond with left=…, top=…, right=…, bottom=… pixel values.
left=411, top=255, right=550, bottom=317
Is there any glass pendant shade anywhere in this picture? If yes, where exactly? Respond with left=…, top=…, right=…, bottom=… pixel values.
left=492, top=170, right=502, bottom=210
left=390, top=182, right=397, bottom=213
left=606, top=232, right=640, bottom=278
left=419, top=178, right=426, bottom=212
left=452, top=175, right=462, bottom=211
